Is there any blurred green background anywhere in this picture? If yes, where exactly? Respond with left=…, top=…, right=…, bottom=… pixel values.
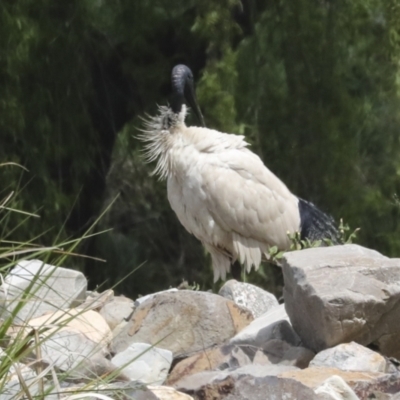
left=1, top=0, right=400, bottom=297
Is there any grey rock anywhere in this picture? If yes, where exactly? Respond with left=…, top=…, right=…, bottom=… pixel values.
left=280, top=367, right=400, bottom=399
left=20, top=309, right=112, bottom=373
left=230, top=304, right=301, bottom=348
left=66, top=352, right=130, bottom=382
left=168, top=341, right=310, bottom=386
left=176, top=373, right=319, bottom=400
left=40, top=329, right=103, bottom=371
left=111, top=343, right=173, bottom=385
left=262, top=339, right=314, bottom=368
left=100, top=295, right=135, bottom=330
left=134, top=288, right=178, bottom=307
left=78, top=289, right=114, bottom=312
left=0, top=259, right=87, bottom=322
left=47, top=382, right=159, bottom=400
left=0, top=362, right=38, bottom=400
left=351, top=371, right=400, bottom=399
left=174, top=364, right=299, bottom=391
left=314, top=375, right=359, bottom=400
left=310, top=342, right=388, bottom=373
left=219, top=279, right=279, bottom=318
left=148, top=385, right=194, bottom=399
left=111, top=290, right=253, bottom=357
left=282, top=244, right=400, bottom=357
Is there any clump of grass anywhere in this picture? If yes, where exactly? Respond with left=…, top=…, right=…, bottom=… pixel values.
left=0, top=164, right=138, bottom=399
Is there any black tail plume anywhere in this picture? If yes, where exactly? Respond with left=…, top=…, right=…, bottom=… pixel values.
left=298, top=198, right=340, bottom=244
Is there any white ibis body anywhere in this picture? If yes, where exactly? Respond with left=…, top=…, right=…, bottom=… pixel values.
left=140, top=65, right=338, bottom=282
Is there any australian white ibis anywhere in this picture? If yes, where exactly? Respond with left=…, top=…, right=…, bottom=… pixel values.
left=140, top=64, right=339, bottom=282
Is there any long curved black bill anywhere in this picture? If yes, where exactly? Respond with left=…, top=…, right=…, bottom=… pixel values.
left=184, top=81, right=206, bottom=127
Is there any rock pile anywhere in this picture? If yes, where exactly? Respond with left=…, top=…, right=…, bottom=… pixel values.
left=1, top=244, right=400, bottom=399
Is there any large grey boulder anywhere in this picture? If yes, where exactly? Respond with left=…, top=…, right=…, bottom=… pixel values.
left=111, top=290, right=253, bottom=357
left=282, top=244, right=400, bottom=357
left=219, top=280, right=279, bottom=318
left=0, top=259, right=87, bottom=322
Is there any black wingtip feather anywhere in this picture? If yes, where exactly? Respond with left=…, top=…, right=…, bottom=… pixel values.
left=298, top=198, right=340, bottom=244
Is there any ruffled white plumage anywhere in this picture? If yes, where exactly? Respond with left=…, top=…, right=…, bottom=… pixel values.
left=140, top=105, right=301, bottom=282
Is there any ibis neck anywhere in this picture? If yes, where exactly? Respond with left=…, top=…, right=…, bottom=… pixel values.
left=170, top=92, right=185, bottom=115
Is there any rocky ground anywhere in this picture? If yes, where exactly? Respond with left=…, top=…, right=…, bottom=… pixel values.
left=1, top=244, right=400, bottom=399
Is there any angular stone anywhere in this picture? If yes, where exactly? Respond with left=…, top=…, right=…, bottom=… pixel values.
left=279, top=366, right=400, bottom=398
left=167, top=345, right=233, bottom=386
left=148, top=386, right=194, bottom=399
left=65, top=352, right=130, bottom=382
left=111, top=343, right=173, bottom=385
left=100, top=295, right=135, bottom=331
left=168, top=340, right=313, bottom=387
left=78, top=289, right=114, bottom=312
left=135, top=288, right=178, bottom=307
left=351, top=372, right=400, bottom=399
left=219, top=280, right=279, bottom=318
left=310, top=342, right=388, bottom=373
left=0, top=259, right=87, bottom=322
left=282, top=244, right=400, bottom=357
left=262, top=339, right=314, bottom=368
left=314, top=375, right=359, bottom=400
left=176, top=373, right=319, bottom=400
left=230, top=304, right=300, bottom=348
left=11, top=309, right=112, bottom=372
left=26, top=308, right=112, bottom=347
left=111, top=290, right=253, bottom=357
left=175, top=364, right=299, bottom=391
left=47, top=382, right=159, bottom=400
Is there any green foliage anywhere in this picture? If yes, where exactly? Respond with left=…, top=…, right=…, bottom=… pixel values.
left=2, top=0, right=400, bottom=296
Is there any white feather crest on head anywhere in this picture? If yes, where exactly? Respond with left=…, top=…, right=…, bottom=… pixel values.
left=138, top=105, right=188, bottom=180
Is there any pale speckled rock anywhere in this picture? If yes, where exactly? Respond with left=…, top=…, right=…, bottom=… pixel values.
left=0, top=259, right=87, bottom=322
left=218, top=279, right=279, bottom=318
left=230, top=303, right=300, bottom=348
left=111, top=343, right=173, bottom=385
left=111, top=290, right=253, bottom=357
left=310, top=342, right=388, bottom=373
left=314, top=375, right=359, bottom=400
left=282, top=244, right=400, bottom=358
left=100, top=295, right=135, bottom=330
left=148, top=386, right=194, bottom=400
